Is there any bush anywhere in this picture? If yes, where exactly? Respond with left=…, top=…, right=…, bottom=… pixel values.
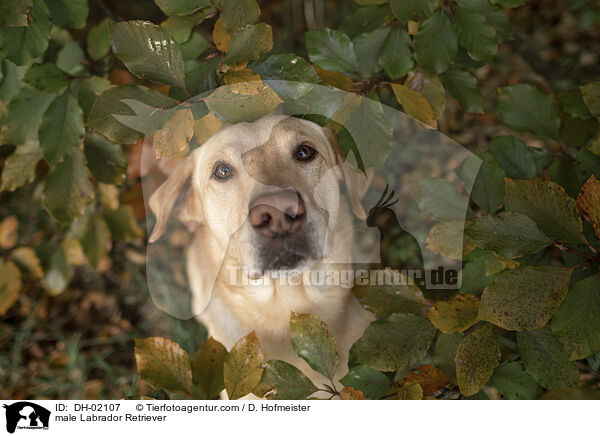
left=1, top=0, right=599, bottom=400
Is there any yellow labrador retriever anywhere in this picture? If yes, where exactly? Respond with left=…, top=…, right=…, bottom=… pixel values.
left=148, top=115, right=374, bottom=392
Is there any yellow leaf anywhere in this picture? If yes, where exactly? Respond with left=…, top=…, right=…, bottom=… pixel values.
left=426, top=221, right=476, bottom=260
left=589, top=133, right=600, bottom=156
left=313, top=65, right=354, bottom=92
left=61, top=237, right=87, bottom=266
left=97, top=183, right=120, bottom=210
left=153, top=109, right=195, bottom=158
left=391, top=83, right=437, bottom=128
left=224, top=68, right=263, bottom=95
left=0, top=260, right=22, bottom=316
left=213, top=17, right=230, bottom=53
left=577, top=174, right=600, bottom=240
left=408, top=21, right=420, bottom=35
left=427, top=294, right=480, bottom=333
left=0, top=215, right=18, bottom=249
left=10, top=247, right=43, bottom=279
left=398, top=382, right=423, bottom=400
left=194, top=113, right=223, bottom=145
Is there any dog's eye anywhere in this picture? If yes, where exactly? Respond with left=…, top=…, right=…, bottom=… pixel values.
left=212, top=162, right=233, bottom=180
left=294, top=144, right=317, bottom=162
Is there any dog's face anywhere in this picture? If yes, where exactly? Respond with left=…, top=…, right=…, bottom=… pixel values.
left=149, top=115, right=370, bottom=276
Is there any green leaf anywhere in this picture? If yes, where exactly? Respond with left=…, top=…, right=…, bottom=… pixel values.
left=340, top=365, right=392, bottom=400
left=23, top=63, right=70, bottom=93
left=413, top=178, right=467, bottom=221
left=305, top=29, right=360, bottom=79
left=0, top=0, right=52, bottom=65
left=459, top=251, right=498, bottom=295
left=39, top=85, right=85, bottom=164
left=103, top=206, right=143, bottom=242
left=254, top=360, right=318, bottom=400
left=0, top=60, right=29, bottom=104
left=505, top=177, right=587, bottom=244
left=223, top=23, right=273, bottom=66
left=458, top=0, right=511, bottom=43
left=221, top=0, right=259, bottom=31
left=162, top=9, right=212, bottom=44
left=467, top=212, right=550, bottom=258
left=434, top=332, right=462, bottom=383
left=427, top=294, right=480, bottom=333
left=377, top=25, right=413, bottom=80
left=192, top=337, right=228, bottom=400
left=290, top=312, right=339, bottom=379
left=467, top=149, right=505, bottom=212
left=155, top=0, right=210, bottom=16
left=452, top=5, right=497, bottom=63
left=56, top=41, right=86, bottom=76
left=0, top=141, right=43, bottom=192
left=517, top=327, right=579, bottom=389
left=488, top=136, right=537, bottom=179
left=498, top=84, right=560, bottom=139
left=44, top=0, right=88, bottom=29
left=340, top=5, right=391, bottom=38
left=352, top=281, right=428, bottom=318
left=355, top=0, right=388, bottom=4
left=352, top=313, right=437, bottom=372
left=0, top=260, right=22, bottom=316
left=0, top=86, right=54, bottom=145
left=224, top=331, right=264, bottom=399
left=490, top=0, right=524, bottom=6
left=580, top=82, right=600, bottom=119
left=455, top=323, right=500, bottom=397
left=81, top=215, right=111, bottom=268
left=84, top=134, right=127, bottom=185
left=390, top=0, right=436, bottom=21
left=559, top=114, right=598, bottom=150
left=110, top=21, right=186, bottom=89
left=78, top=76, right=112, bottom=121
left=552, top=274, right=600, bottom=361
left=549, top=156, right=587, bottom=199
left=479, top=266, right=573, bottom=330
left=557, top=89, right=592, bottom=120
left=41, top=148, right=94, bottom=226
left=35, top=242, right=73, bottom=296
left=249, top=53, right=318, bottom=100
left=180, top=32, right=210, bottom=60
left=134, top=337, right=194, bottom=396
left=489, top=361, right=542, bottom=400
left=0, top=0, right=32, bottom=26
left=87, top=18, right=111, bottom=60
left=414, top=9, right=458, bottom=74
left=353, top=27, right=389, bottom=79
left=421, top=75, right=447, bottom=119
left=341, top=94, right=393, bottom=169
left=440, top=69, right=483, bottom=113
left=88, top=85, right=176, bottom=144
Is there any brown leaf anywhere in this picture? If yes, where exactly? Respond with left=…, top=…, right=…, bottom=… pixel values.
left=339, top=386, right=366, bottom=400
left=403, top=364, right=450, bottom=396
left=0, top=260, right=22, bottom=315
left=153, top=109, right=194, bottom=158
left=0, top=215, right=18, bottom=249
left=577, top=175, right=600, bottom=240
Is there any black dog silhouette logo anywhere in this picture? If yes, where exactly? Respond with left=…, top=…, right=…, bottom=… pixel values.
left=3, top=402, right=50, bottom=433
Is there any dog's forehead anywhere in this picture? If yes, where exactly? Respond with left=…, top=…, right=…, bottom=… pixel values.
left=200, top=115, right=326, bottom=155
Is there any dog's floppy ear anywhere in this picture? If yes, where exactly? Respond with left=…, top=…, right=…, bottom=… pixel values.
left=323, top=127, right=373, bottom=220
left=148, top=156, right=202, bottom=242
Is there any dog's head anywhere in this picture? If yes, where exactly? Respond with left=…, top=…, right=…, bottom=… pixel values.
left=148, top=115, right=370, bottom=276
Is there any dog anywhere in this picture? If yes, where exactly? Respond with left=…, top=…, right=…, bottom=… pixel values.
left=148, top=115, right=375, bottom=394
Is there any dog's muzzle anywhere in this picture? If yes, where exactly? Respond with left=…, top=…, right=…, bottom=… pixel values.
left=249, top=189, right=315, bottom=270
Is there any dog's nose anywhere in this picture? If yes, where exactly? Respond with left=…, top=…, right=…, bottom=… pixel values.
left=249, top=190, right=306, bottom=237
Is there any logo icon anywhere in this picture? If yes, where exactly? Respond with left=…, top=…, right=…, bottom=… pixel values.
left=2, top=402, right=50, bottom=434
